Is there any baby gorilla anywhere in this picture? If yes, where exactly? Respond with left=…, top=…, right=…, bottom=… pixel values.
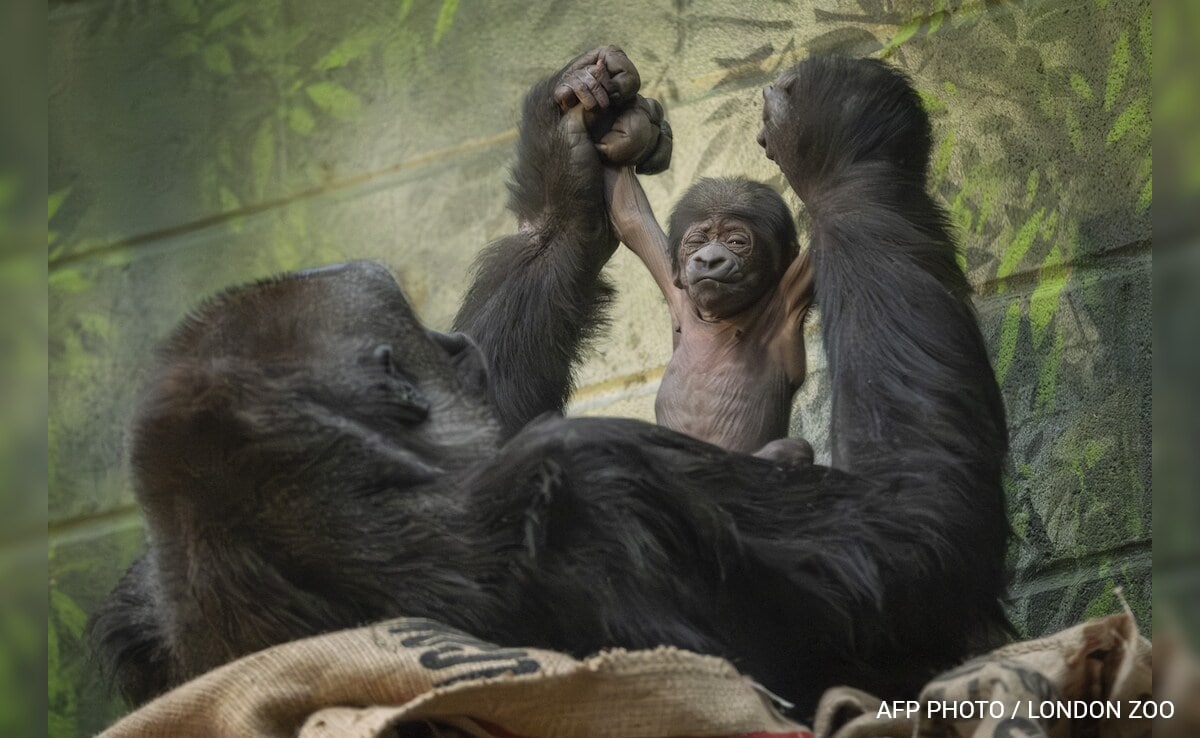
left=605, top=169, right=814, bottom=463
left=569, top=60, right=811, bottom=462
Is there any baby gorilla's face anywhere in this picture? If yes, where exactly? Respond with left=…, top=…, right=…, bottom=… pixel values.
left=675, top=216, right=776, bottom=319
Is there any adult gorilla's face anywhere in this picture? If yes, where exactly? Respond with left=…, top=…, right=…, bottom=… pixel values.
left=153, top=260, right=502, bottom=479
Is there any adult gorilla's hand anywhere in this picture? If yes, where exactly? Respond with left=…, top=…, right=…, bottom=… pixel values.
left=551, top=47, right=672, bottom=176
left=552, top=46, right=641, bottom=112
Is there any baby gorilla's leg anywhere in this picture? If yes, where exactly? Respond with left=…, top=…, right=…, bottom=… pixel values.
left=753, top=437, right=815, bottom=466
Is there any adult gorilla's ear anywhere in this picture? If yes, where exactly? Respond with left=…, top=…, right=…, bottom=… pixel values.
left=428, top=331, right=490, bottom=399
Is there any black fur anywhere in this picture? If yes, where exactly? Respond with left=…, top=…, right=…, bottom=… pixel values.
left=89, top=55, right=1010, bottom=718
left=760, top=54, right=1011, bottom=674
left=453, top=66, right=618, bottom=438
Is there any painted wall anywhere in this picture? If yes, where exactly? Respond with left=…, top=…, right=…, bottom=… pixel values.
left=48, top=0, right=1152, bottom=734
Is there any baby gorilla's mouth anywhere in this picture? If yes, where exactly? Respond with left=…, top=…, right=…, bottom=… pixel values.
left=695, top=275, right=737, bottom=286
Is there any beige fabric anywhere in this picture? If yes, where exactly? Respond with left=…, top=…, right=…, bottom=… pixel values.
left=812, top=612, right=1153, bottom=738
left=100, top=612, right=1175, bottom=738
left=1153, top=628, right=1200, bottom=738
left=100, top=617, right=810, bottom=738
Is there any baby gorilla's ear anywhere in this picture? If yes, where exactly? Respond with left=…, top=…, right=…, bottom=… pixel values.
left=597, top=96, right=672, bottom=175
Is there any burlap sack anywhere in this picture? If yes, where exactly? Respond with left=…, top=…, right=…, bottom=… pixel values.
left=1153, top=627, right=1200, bottom=738
left=99, top=617, right=811, bottom=738
left=811, top=611, right=1153, bottom=738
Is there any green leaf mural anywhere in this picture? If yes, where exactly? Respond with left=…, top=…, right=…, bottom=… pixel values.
left=48, top=0, right=1150, bottom=731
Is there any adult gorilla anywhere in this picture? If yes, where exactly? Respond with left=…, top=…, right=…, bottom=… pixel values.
left=89, top=48, right=1010, bottom=718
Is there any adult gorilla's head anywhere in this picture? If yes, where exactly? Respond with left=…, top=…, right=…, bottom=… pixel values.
left=93, top=261, right=512, bottom=704
left=139, top=260, right=501, bottom=487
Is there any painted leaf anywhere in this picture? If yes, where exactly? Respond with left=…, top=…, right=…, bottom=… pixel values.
left=928, top=10, right=948, bottom=35
left=218, top=186, right=240, bottom=211
left=882, top=16, right=922, bottom=54
left=804, top=27, right=882, bottom=56
left=78, top=312, right=116, bottom=343
left=47, top=624, right=62, bottom=700
left=48, top=187, right=71, bottom=221
left=1137, top=177, right=1152, bottom=215
left=918, top=89, right=947, bottom=114
left=314, top=27, right=383, bottom=71
left=1106, top=96, right=1149, bottom=146
left=166, top=32, right=202, bottom=58
left=1069, top=73, right=1094, bottom=101
left=1138, top=9, right=1151, bottom=62
left=997, top=208, right=1045, bottom=280
left=288, top=105, right=316, bottom=135
left=995, top=300, right=1022, bottom=383
left=48, top=269, right=90, bottom=295
left=253, top=121, right=275, bottom=198
left=166, top=0, right=199, bottom=24
left=1029, top=270, right=1066, bottom=348
left=433, top=0, right=460, bottom=45
left=203, top=43, right=235, bottom=75
left=1104, top=31, right=1130, bottom=111
left=1033, top=330, right=1063, bottom=413
left=1024, top=169, right=1040, bottom=208
left=51, top=589, right=88, bottom=639
left=1065, top=108, right=1083, bottom=153
left=396, top=0, right=415, bottom=23
left=206, top=4, right=251, bottom=35
left=932, top=129, right=955, bottom=183
left=306, top=81, right=362, bottom=120
left=283, top=27, right=310, bottom=54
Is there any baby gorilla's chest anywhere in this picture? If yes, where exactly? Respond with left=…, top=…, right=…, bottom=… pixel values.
left=655, top=339, right=793, bottom=454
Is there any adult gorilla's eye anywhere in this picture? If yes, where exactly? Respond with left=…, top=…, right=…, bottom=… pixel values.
left=373, top=344, right=395, bottom=373
left=370, top=342, right=429, bottom=421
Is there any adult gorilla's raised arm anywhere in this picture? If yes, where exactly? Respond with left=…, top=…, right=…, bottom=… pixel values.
left=452, top=47, right=669, bottom=436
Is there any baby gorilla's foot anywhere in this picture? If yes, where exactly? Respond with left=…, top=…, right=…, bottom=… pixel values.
left=597, top=96, right=673, bottom=174
left=753, top=437, right=814, bottom=467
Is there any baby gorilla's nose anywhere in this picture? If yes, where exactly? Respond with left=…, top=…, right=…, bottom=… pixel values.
left=687, top=243, right=738, bottom=283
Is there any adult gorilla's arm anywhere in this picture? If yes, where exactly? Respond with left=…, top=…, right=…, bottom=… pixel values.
left=453, top=47, right=657, bottom=437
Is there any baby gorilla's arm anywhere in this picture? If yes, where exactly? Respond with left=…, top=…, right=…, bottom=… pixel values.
left=604, top=166, right=677, bottom=307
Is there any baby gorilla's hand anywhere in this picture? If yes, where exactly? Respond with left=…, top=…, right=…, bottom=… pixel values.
left=597, top=96, right=673, bottom=175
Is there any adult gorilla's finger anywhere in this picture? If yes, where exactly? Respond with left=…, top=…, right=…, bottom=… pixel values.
left=555, top=67, right=608, bottom=111
left=598, top=46, right=641, bottom=106
left=553, top=48, right=604, bottom=110
left=562, top=104, right=600, bottom=169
